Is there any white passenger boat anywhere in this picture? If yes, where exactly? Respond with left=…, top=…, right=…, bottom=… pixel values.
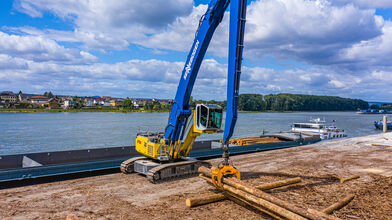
left=291, top=118, right=346, bottom=140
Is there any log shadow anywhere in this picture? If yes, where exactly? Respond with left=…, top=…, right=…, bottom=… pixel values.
left=240, top=171, right=340, bottom=191
left=241, top=171, right=339, bottom=181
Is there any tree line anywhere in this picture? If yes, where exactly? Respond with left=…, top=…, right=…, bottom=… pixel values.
left=191, top=93, right=369, bottom=112
left=241, top=93, right=369, bottom=111
left=381, top=104, right=392, bottom=110
left=370, top=103, right=392, bottom=110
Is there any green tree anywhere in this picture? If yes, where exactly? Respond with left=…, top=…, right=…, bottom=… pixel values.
left=370, top=104, right=379, bottom=109
left=144, top=102, right=154, bottom=110
left=189, top=96, right=195, bottom=108
left=123, top=99, right=134, bottom=109
left=381, top=104, right=392, bottom=110
left=239, top=94, right=266, bottom=111
left=47, top=91, right=54, bottom=98
left=263, top=93, right=368, bottom=111
left=153, top=102, right=161, bottom=111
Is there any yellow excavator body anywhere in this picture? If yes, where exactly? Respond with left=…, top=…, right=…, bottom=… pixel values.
left=122, top=104, right=225, bottom=183
left=135, top=135, right=165, bottom=159
left=135, top=110, right=217, bottom=160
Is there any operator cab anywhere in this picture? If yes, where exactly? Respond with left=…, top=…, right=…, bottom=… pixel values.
left=195, top=104, right=223, bottom=131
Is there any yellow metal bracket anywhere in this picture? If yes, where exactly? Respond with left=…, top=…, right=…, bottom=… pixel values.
left=211, top=165, right=240, bottom=189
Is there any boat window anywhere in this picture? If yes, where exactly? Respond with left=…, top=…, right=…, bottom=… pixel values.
left=293, top=124, right=325, bottom=129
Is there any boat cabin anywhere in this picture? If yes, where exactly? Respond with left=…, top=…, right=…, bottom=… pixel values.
left=292, top=123, right=325, bottom=130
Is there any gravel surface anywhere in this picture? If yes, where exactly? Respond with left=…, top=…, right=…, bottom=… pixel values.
left=1, top=133, right=391, bottom=219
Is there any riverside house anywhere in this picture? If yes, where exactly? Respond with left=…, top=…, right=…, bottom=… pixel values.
left=44, top=98, right=61, bottom=109
left=29, top=96, right=50, bottom=105
left=62, top=100, right=77, bottom=109
left=0, top=91, right=17, bottom=103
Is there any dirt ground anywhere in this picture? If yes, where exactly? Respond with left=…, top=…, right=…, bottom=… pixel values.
left=1, top=133, right=392, bottom=220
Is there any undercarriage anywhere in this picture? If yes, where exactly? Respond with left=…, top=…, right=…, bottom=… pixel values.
left=120, top=157, right=211, bottom=183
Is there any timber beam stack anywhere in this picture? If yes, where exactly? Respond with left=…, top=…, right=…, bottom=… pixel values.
left=229, top=136, right=283, bottom=146
left=191, top=166, right=355, bottom=220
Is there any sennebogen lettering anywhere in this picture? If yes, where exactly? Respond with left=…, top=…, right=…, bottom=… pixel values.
left=184, top=40, right=199, bottom=80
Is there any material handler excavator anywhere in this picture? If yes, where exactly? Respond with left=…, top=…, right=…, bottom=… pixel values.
left=121, top=0, right=247, bottom=183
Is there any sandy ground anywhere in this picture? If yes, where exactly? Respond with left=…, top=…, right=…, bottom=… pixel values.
left=1, top=132, right=392, bottom=220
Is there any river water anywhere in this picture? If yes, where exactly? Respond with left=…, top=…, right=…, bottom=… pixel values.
left=0, top=112, right=385, bottom=155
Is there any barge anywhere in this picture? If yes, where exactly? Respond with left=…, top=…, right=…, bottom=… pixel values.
left=291, top=118, right=346, bottom=140
left=0, top=133, right=320, bottom=182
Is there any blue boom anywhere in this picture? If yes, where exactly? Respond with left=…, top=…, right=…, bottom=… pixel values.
left=164, top=0, right=247, bottom=147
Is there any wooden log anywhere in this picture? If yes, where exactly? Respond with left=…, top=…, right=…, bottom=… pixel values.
left=372, top=144, right=392, bottom=147
left=66, top=214, right=79, bottom=220
left=340, top=175, right=360, bottom=183
left=186, top=193, right=226, bottom=207
left=257, top=177, right=302, bottom=191
left=200, top=175, right=288, bottom=219
left=226, top=191, right=284, bottom=220
left=186, top=177, right=302, bottom=207
left=199, top=174, right=306, bottom=220
left=322, top=194, right=355, bottom=214
left=199, top=166, right=339, bottom=220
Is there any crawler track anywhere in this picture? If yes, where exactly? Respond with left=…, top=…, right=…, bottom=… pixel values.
left=120, top=156, right=147, bottom=174
left=147, top=160, right=211, bottom=183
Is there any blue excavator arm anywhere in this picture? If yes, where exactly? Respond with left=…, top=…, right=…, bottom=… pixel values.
left=164, top=0, right=247, bottom=150
left=223, top=0, right=247, bottom=145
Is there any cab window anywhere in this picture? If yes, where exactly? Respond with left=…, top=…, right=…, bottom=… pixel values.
left=207, top=108, right=222, bottom=129
left=200, top=105, right=208, bottom=127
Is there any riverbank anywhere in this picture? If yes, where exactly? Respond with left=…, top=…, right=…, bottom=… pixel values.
left=1, top=132, right=390, bottom=219
left=0, top=108, right=357, bottom=113
left=0, top=108, right=169, bottom=113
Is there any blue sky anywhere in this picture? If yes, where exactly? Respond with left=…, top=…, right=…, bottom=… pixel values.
left=1, top=0, right=392, bottom=102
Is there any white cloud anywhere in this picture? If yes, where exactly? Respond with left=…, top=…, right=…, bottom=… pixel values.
left=11, top=0, right=387, bottom=68
left=3, top=0, right=392, bottom=101
left=130, top=0, right=390, bottom=75
left=0, top=31, right=97, bottom=64
left=13, top=0, right=194, bottom=50
left=332, top=0, right=392, bottom=9
left=338, top=21, right=392, bottom=68
left=137, top=4, right=207, bottom=51
left=328, top=80, right=345, bottom=88
left=14, top=0, right=193, bottom=26
left=6, top=26, right=81, bottom=43
left=136, top=0, right=387, bottom=69
left=245, top=0, right=382, bottom=66
left=0, top=54, right=28, bottom=70
left=371, top=70, right=392, bottom=81
left=2, top=55, right=391, bottom=101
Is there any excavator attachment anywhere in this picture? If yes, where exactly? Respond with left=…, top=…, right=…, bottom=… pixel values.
left=212, top=165, right=241, bottom=189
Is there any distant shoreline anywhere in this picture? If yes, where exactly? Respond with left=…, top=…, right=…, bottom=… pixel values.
left=0, top=108, right=357, bottom=113
left=0, top=108, right=167, bottom=113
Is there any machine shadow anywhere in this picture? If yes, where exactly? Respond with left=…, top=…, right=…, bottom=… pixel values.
left=0, top=168, right=119, bottom=190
